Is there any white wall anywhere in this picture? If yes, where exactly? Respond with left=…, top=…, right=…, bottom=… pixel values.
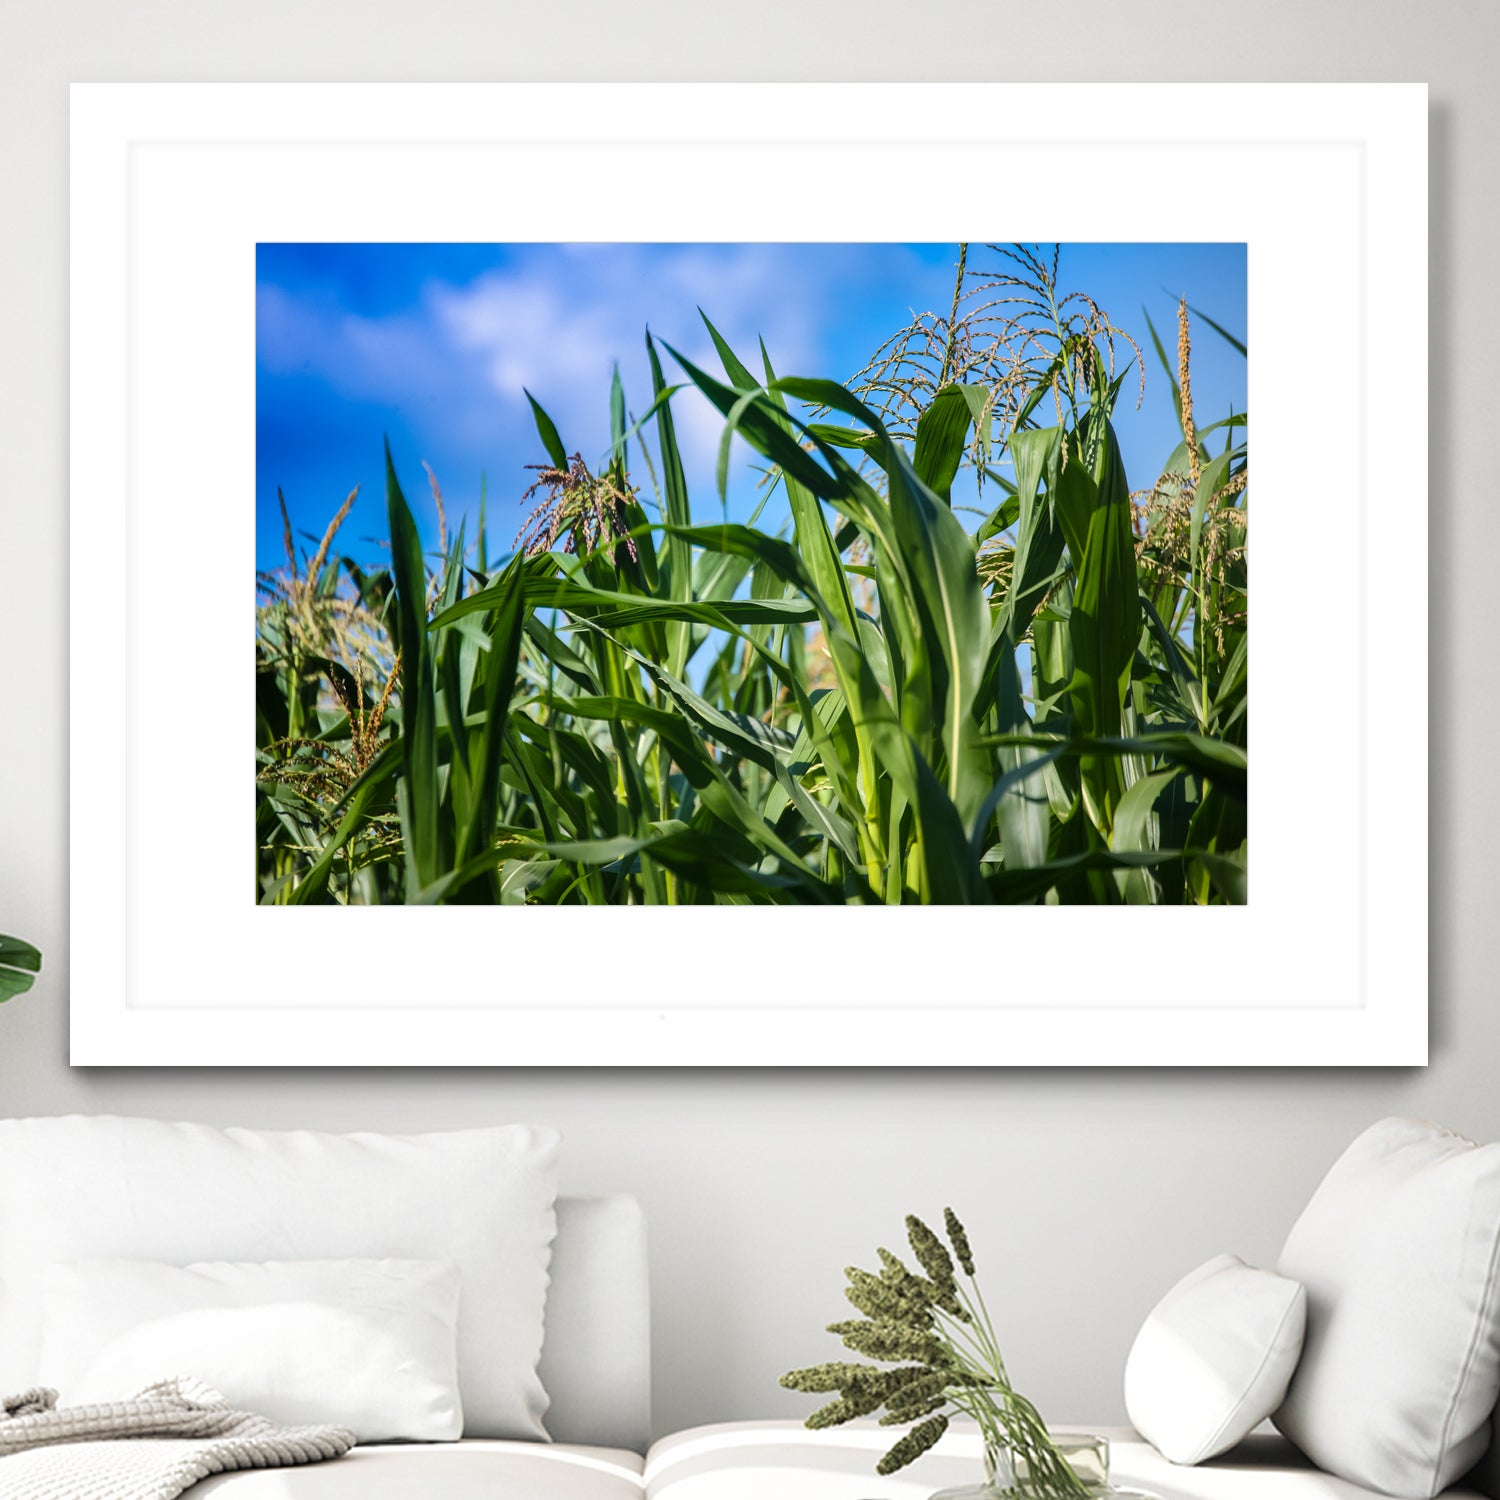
left=1, top=0, right=1492, bottom=1442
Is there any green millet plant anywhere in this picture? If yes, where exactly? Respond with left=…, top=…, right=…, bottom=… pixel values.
left=944, top=1207, right=976, bottom=1277
left=781, top=1209, right=1089, bottom=1495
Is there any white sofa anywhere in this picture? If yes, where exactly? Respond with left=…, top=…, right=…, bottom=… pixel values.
left=1, top=1120, right=1496, bottom=1500
left=179, top=1194, right=1498, bottom=1500
left=180, top=1418, right=1500, bottom=1500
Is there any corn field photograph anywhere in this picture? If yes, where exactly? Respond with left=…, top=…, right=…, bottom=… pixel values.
left=255, top=241, right=1247, bottom=907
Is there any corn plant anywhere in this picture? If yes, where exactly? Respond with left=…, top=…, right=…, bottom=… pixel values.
left=254, top=244, right=1246, bottom=905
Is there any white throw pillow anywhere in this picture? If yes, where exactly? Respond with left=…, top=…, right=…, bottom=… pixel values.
left=1273, top=1117, right=1500, bottom=1498
left=1124, top=1253, right=1306, bottom=1464
left=0, top=1115, right=560, bottom=1440
left=41, top=1258, right=463, bottom=1443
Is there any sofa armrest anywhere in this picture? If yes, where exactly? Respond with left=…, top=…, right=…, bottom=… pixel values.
left=540, top=1195, right=651, bottom=1453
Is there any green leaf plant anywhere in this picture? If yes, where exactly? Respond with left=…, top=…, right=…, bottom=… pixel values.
left=0, top=935, right=41, bottom=1003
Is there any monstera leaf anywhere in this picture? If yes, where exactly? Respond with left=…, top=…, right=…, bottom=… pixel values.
left=0, top=935, right=41, bottom=1002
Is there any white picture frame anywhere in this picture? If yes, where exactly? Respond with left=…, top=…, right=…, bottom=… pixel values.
left=69, top=82, right=1427, bottom=1066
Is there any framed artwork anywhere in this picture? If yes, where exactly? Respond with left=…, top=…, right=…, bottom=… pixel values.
left=69, top=83, right=1426, bottom=1065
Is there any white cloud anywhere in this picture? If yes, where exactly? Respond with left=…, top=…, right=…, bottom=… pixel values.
left=257, top=284, right=455, bottom=409
left=259, top=243, right=878, bottom=530
left=429, top=273, right=619, bottom=403
left=427, top=244, right=829, bottom=400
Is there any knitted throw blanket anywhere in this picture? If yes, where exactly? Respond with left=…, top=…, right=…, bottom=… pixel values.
left=0, top=1378, right=355, bottom=1500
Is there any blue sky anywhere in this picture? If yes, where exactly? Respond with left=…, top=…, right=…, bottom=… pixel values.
left=256, top=242, right=1246, bottom=576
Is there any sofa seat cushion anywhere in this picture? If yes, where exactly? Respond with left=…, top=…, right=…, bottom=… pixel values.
left=188, top=1441, right=643, bottom=1498
left=642, top=1421, right=1491, bottom=1499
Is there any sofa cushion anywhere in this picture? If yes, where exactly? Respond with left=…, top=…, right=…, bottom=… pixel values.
left=0, top=1115, right=559, bottom=1440
left=1274, top=1117, right=1500, bottom=1498
left=641, top=1421, right=1491, bottom=1500
left=149, top=1423, right=1500, bottom=1500
left=1124, top=1252, right=1306, bottom=1463
left=189, top=1441, right=644, bottom=1498
left=166, top=1423, right=1500, bottom=1500
left=40, top=1258, right=463, bottom=1442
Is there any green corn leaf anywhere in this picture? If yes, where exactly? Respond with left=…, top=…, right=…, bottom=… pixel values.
left=543, top=824, right=822, bottom=898
left=981, top=847, right=1183, bottom=905
left=551, top=691, right=832, bottom=892
left=1185, top=782, right=1249, bottom=905
left=967, top=748, right=1067, bottom=865
left=975, top=489, right=1020, bottom=548
left=699, top=308, right=761, bottom=391
left=452, top=551, right=529, bottom=887
left=1111, top=766, right=1185, bottom=903
left=757, top=336, right=891, bottom=881
left=568, top=593, right=815, bottom=632
left=1141, top=305, right=1185, bottom=438
left=646, top=331, right=695, bottom=680
left=1193, top=847, right=1248, bottom=905
left=992, top=426, right=1066, bottom=643
left=511, top=716, right=618, bottom=827
left=1185, top=300, right=1247, bottom=357
left=524, top=389, right=569, bottom=471
left=523, top=614, right=601, bottom=696
left=433, top=573, right=815, bottom=633
left=609, top=363, right=627, bottom=469
left=1190, top=448, right=1235, bottom=590
left=805, top=422, right=879, bottom=452
left=1051, top=448, right=1097, bottom=569
left=439, top=630, right=472, bottom=827
left=907, top=751, right=990, bottom=904
left=384, top=438, right=442, bottom=888
left=1213, top=634, right=1249, bottom=732
left=668, top=522, right=816, bottom=599
left=976, top=731, right=1244, bottom=803
left=911, top=383, right=987, bottom=501
left=773, top=376, right=990, bottom=826
left=1068, top=416, right=1141, bottom=828
left=631, top=657, right=865, bottom=879
left=1137, top=592, right=1202, bottom=728
left=990, top=637, right=1052, bottom=870
left=691, top=547, right=753, bottom=610
left=477, top=470, right=488, bottom=575
left=666, top=344, right=844, bottom=502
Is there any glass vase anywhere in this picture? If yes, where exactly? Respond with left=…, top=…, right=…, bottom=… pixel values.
left=927, top=1434, right=1160, bottom=1500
